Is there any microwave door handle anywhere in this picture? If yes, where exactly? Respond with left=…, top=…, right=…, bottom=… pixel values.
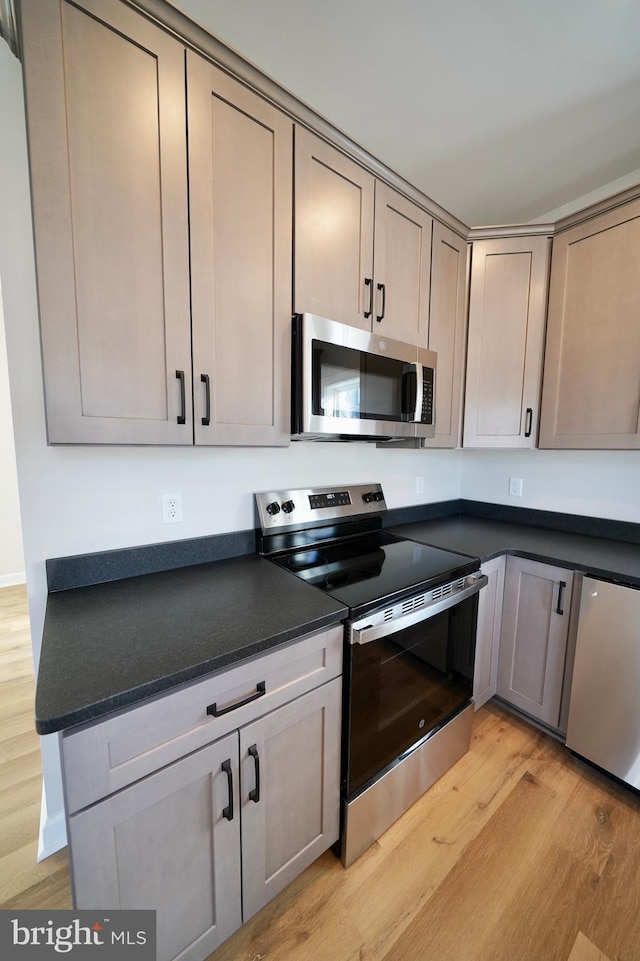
left=412, top=363, right=423, bottom=422
left=401, top=364, right=422, bottom=422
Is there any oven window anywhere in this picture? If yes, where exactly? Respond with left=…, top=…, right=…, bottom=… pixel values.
left=312, top=340, right=413, bottom=422
left=346, top=595, right=477, bottom=797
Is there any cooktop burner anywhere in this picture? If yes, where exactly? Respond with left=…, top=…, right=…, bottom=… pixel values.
left=267, top=530, right=478, bottom=617
left=255, top=483, right=479, bottom=617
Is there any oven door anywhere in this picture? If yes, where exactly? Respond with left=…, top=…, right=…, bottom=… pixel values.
left=292, top=313, right=436, bottom=440
left=344, top=577, right=485, bottom=798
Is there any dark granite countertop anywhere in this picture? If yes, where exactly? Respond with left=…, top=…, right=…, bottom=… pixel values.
left=36, top=503, right=640, bottom=738
left=36, top=555, right=347, bottom=735
left=390, top=516, right=640, bottom=587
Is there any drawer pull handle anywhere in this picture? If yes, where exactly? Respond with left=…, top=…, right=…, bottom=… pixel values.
left=221, top=759, right=233, bottom=821
left=207, top=681, right=266, bottom=718
left=248, top=744, right=260, bottom=803
left=556, top=581, right=566, bottom=616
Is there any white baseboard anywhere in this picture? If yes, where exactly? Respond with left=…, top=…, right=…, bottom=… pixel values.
left=37, top=788, right=67, bottom=862
left=0, top=570, right=26, bottom=588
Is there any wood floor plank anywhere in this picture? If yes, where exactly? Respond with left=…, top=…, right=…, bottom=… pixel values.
left=567, top=932, right=612, bottom=961
left=380, top=772, right=567, bottom=961
left=0, top=841, right=68, bottom=905
left=0, top=773, right=42, bottom=822
left=1, top=867, right=73, bottom=912
left=0, top=796, right=42, bottom=859
left=474, top=837, right=599, bottom=961
left=343, top=715, right=547, bottom=959
left=581, top=784, right=640, bottom=961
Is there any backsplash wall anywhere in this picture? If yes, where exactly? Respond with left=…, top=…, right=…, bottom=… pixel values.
left=461, top=450, right=640, bottom=524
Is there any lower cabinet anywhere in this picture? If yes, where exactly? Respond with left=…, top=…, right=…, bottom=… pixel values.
left=239, top=680, right=341, bottom=921
left=62, top=631, right=342, bottom=961
left=69, top=733, right=242, bottom=961
left=497, top=557, right=574, bottom=729
left=473, top=555, right=506, bottom=710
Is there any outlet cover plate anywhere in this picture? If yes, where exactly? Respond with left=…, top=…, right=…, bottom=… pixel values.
left=509, top=477, right=523, bottom=497
left=162, top=493, right=183, bottom=523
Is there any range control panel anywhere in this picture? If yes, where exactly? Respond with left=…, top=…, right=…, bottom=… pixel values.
left=255, top=483, right=387, bottom=533
left=309, top=491, right=351, bottom=510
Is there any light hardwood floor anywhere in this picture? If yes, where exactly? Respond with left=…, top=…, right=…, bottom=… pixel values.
left=2, top=584, right=638, bottom=961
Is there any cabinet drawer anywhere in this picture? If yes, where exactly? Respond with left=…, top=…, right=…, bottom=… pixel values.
left=61, top=625, right=343, bottom=812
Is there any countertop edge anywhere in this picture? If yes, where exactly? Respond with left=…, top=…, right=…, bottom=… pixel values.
left=35, top=606, right=347, bottom=736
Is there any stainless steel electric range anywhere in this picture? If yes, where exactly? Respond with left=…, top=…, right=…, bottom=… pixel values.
left=255, top=483, right=487, bottom=866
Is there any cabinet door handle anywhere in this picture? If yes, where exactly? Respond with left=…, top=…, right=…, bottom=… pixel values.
left=200, top=373, right=211, bottom=426
left=206, top=681, right=266, bottom=718
left=175, top=370, right=186, bottom=425
left=556, top=581, right=566, bottom=616
left=376, top=282, right=386, bottom=322
left=364, top=277, right=373, bottom=319
left=248, top=744, right=260, bottom=803
left=524, top=407, right=533, bottom=438
left=221, top=759, right=234, bottom=821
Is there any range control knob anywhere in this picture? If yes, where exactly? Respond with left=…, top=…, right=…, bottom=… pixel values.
left=362, top=491, right=375, bottom=504
left=281, top=500, right=295, bottom=514
left=265, top=501, right=281, bottom=516
left=373, top=491, right=384, bottom=502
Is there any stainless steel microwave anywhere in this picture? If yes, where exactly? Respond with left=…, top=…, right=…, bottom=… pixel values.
left=291, top=313, right=437, bottom=441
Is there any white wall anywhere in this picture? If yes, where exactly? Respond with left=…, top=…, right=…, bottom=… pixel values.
left=461, top=450, right=640, bottom=523
left=0, top=279, right=25, bottom=584
left=0, top=41, right=463, bottom=857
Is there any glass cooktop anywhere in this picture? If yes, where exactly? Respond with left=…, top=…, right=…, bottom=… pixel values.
left=271, top=531, right=478, bottom=617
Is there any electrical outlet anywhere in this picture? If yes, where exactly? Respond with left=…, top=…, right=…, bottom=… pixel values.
left=509, top=477, right=523, bottom=497
left=162, top=493, right=183, bottom=524
left=416, top=476, right=424, bottom=495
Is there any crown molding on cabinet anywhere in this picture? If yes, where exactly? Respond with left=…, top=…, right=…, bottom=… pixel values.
left=63, top=0, right=640, bottom=244
left=467, top=223, right=554, bottom=240
left=553, top=182, right=640, bottom=235
left=126, top=0, right=470, bottom=239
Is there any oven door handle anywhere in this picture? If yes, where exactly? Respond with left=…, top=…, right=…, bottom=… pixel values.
left=349, top=573, right=488, bottom=645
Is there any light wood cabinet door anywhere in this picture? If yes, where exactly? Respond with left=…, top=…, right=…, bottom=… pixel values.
left=294, top=126, right=375, bottom=329
left=239, top=677, right=341, bottom=921
left=68, top=735, right=242, bottom=961
left=20, top=0, right=193, bottom=444
left=473, top=555, right=506, bottom=710
left=423, top=223, right=468, bottom=447
left=497, top=557, right=573, bottom=729
left=188, top=53, right=292, bottom=446
left=372, top=183, right=432, bottom=347
left=539, top=199, right=640, bottom=449
left=463, top=236, right=550, bottom=448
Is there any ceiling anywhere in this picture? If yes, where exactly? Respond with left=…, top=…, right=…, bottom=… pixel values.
left=176, top=0, right=640, bottom=227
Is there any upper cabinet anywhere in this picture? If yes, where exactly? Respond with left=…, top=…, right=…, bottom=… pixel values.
left=422, top=223, right=468, bottom=447
left=463, top=235, right=550, bottom=448
left=22, top=0, right=193, bottom=444
left=294, top=127, right=432, bottom=347
left=539, top=198, right=640, bottom=449
left=187, top=53, right=292, bottom=447
left=20, top=0, right=291, bottom=446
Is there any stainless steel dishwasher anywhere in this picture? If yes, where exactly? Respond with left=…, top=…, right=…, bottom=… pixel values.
left=566, top=576, right=640, bottom=789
